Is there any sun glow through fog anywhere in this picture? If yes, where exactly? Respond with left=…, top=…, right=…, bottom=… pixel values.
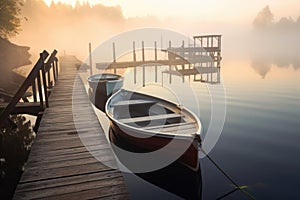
left=42, top=0, right=300, bottom=21
left=43, top=0, right=102, bottom=7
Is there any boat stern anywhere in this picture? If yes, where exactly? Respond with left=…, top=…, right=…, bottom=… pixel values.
left=88, top=73, right=123, bottom=112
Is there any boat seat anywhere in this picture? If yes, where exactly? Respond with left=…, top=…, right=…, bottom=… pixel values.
left=111, top=99, right=157, bottom=107
left=155, top=123, right=197, bottom=133
left=142, top=121, right=195, bottom=130
left=119, top=113, right=183, bottom=124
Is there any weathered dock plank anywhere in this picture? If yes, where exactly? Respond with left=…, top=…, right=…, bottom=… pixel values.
left=13, top=56, right=129, bottom=199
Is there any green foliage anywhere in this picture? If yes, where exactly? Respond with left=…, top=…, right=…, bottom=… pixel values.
left=0, top=0, right=23, bottom=38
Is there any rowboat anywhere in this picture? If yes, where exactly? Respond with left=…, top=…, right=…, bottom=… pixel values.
left=88, top=73, right=123, bottom=111
left=88, top=73, right=202, bottom=171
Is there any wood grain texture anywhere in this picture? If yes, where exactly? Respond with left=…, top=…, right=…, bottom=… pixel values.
left=13, top=55, right=129, bottom=200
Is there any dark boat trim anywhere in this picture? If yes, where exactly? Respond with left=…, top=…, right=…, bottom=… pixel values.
left=105, top=90, right=202, bottom=139
left=105, top=89, right=202, bottom=171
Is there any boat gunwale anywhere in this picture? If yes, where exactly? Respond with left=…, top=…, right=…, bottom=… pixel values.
left=105, top=89, right=202, bottom=140
left=88, top=73, right=124, bottom=84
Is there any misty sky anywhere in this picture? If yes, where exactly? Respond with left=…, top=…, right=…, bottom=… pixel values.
left=12, top=0, right=298, bottom=62
left=43, top=0, right=300, bottom=22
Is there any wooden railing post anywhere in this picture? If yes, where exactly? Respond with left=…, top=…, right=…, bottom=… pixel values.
left=32, top=79, right=37, bottom=102
left=43, top=50, right=58, bottom=106
left=54, top=58, right=58, bottom=81
left=44, top=50, right=58, bottom=84
left=0, top=50, right=49, bottom=126
left=41, top=52, right=49, bottom=108
left=52, top=62, right=56, bottom=83
left=47, top=67, right=51, bottom=87
left=36, top=70, right=44, bottom=108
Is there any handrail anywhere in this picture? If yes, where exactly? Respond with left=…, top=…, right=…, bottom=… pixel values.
left=42, top=50, right=58, bottom=107
left=44, top=50, right=58, bottom=90
left=44, top=50, right=58, bottom=72
left=0, top=49, right=59, bottom=127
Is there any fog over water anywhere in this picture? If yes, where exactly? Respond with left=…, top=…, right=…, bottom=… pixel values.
left=2, top=1, right=300, bottom=199
left=8, top=2, right=298, bottom=73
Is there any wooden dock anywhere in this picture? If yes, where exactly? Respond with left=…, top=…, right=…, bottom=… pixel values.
left=95, top=35, right=221, bottom=71
left=13, top=55, right=129, bottom=199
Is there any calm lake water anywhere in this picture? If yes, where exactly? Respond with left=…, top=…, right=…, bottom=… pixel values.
left=2, top=51, right=299, bottom=199
left=201, top=59, right=300, bottom=200
left=91, top=55, right=300, bottom=199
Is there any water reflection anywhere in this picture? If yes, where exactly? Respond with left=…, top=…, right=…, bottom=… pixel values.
left=162, top=66, right=220, bottom=84
left=251, top=59, right=271, bottom=79
left=250, top=29, right=300, bottom=79
left=94, top=35, right=222, bottom=87
left=251, top=55, right=300, bottom=79
left=0, top=115, right=35, bottom=199
left=109, top=128, right=203, bottom=200
left=83, top=34, right=300, bottom=198
left=86, top=37, right=223, bottom=199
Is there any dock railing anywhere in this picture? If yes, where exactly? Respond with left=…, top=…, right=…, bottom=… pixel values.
left=0, top=50, right=58, bottom=128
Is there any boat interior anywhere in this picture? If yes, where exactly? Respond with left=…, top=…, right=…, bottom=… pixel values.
left=107, top=90, right=199, bottom=135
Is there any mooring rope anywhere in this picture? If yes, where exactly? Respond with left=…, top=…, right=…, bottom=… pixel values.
left=200, top=147, right=256, bottom=200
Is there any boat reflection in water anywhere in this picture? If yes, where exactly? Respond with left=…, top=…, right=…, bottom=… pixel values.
left=88, top=73, right=203, bottom=199
left=88, top=73, right=202, bottom=171
left=109, top=128, right=203, bottom=200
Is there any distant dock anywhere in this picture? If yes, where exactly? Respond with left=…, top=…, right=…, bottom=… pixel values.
left=12, top=55, right=129, bottom=199
left=95, top=34, right=222, bottom=85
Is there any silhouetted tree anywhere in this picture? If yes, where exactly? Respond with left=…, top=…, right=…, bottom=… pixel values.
left=277, top=17, right=295, bottom=29
left=294, top=16, right=300, bottom=29
left=253, top=5, right=274, bottom=29
left=0, top=0, right=23, bottom=38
